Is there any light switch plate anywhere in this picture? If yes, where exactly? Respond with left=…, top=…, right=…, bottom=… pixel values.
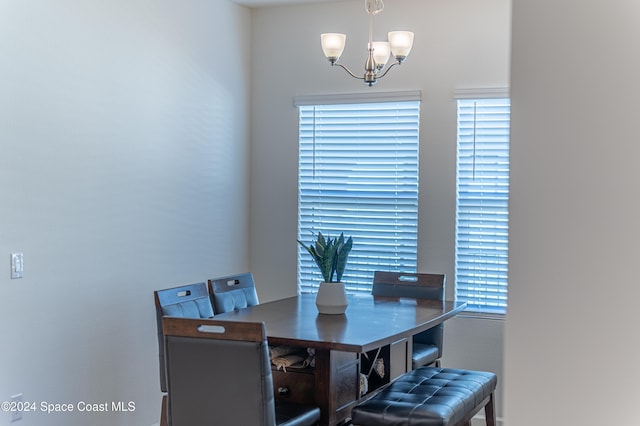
left=11, top=253, right=23, bottom=279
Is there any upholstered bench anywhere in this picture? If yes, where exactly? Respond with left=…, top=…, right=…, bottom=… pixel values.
left=350, top=367, right=497, bottom=426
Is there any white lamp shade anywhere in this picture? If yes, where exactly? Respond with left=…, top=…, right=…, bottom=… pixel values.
left=388, top=31, right=414, bottom=59
left=370, top=41, right=391, bottom=68
left=321, top=33, right=346, bottom=61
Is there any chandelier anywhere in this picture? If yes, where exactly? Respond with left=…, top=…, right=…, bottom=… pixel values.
left=320, top=0, right=414, bottom=86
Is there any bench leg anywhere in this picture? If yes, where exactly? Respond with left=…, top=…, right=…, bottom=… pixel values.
left=484, top=392, right=496, bottom=426
left=160, top=394, right=168, bottom=426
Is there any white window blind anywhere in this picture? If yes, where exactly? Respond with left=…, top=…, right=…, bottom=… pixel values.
left=455, top=98, right=510, bottom=314
left=297, top=100, right=420, bottom=293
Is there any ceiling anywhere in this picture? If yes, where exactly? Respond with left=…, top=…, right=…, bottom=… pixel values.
left=232, top=0, right=348, bottom=7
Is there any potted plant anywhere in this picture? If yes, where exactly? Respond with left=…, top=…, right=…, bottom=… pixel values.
left=298, top=232, right=353, bottom=314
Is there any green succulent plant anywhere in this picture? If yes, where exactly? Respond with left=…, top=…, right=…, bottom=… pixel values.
left=298, top=232, right=353, bottom=283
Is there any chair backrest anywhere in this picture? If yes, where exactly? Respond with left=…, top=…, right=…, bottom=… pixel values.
left=154, top=282, right=214, bottom=393
left=371, top=271, right=446, bottom=358
left=208, top=272, right=259, bottom=313
left=163, top=317, right=277, bottom=426
left=371, top=271, right=445, bottom=301
left=372, top=271, right=446, bottom=359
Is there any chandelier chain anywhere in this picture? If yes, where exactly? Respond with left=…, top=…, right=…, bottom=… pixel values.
left=365, top=0, right=384, bottom=15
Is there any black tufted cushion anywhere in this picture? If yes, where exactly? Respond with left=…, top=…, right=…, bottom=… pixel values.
left=411, top=342, right=440, bottom=369
left=351, top=367, right=497, bottom=426
left=209, top=272, right=260, bottom=313
left=161, top=297, right=214, bottom=318
left=213, top=287, right=259, bottom=313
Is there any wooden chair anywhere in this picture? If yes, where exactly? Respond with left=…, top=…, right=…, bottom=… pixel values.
left=372, top=271, right=446, bottom=369
left=154, top=282, right=215, bottom=425
left=163, top=317, right=320, bottom=426
left=208, top=272, right=259, bottom=313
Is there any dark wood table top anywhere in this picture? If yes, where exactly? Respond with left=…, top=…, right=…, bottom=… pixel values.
left=214, top=293, right=466, bottom=352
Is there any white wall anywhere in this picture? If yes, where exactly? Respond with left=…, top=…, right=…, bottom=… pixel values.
left=505, top=1, right=640, bottom=424
left=249, top=0, right=510, bottom=420
left=0, top=1, right=251, bottom=425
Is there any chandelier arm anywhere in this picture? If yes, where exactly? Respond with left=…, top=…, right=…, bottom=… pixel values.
left=375, top=61, right=401, bottom=80
left=332, top=62, right=365, bottom=81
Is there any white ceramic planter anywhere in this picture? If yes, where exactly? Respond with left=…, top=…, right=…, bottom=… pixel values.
left=315, top=282, right=348, bottom=314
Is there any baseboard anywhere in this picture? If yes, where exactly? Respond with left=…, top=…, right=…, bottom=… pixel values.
left=472, top=414, right=504, bottom=426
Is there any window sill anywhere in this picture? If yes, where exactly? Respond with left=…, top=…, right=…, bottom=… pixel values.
left=456, top=312, right=505, bottom=321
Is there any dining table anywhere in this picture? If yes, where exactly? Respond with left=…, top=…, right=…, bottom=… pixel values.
left=215, top=292, right=466, bottom=426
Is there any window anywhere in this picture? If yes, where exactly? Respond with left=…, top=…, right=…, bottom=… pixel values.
left=296, top=93, right=420, bottom=293
left=455, top=96, right=511, bottom=314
